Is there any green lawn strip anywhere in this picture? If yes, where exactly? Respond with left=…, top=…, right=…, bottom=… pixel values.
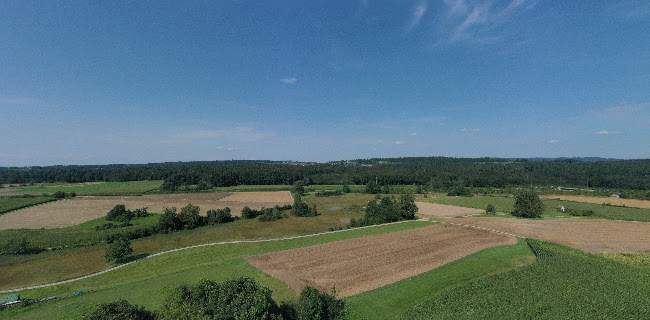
left=345, top=239, right=534, bottom=320
left=10, top=181, right=163, bottom=196
left=423, top=196, right=650, bottom=221
left=1, top=221, right=434, bottom=319
left=0, top=196, right=57, bottom=215
left=397, top=239, right=650, bottom=319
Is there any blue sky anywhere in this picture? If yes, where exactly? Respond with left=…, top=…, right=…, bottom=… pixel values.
left=1, top=0, right=649, bottom=166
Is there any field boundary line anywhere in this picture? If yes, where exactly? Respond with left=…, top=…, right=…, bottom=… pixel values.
left=432, top=219, right=525, bottom=239
left=0, top=219, right=430, bottom=294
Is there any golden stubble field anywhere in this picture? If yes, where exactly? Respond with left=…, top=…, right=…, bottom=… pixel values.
left=541, top=195, right=650, bottom=209
left=246, top=223, right=517, bottom=297
left=0, top=191, right=292, bottom=230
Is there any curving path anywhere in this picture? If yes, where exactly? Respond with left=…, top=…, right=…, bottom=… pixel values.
left=0, top=219, right=428, bottom=294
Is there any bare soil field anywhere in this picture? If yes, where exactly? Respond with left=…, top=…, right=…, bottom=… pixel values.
left=416, top=202, right=486, bottom=217
left=440, top=217, right=650, bottom=254
left=246, top=224, right=517, bottom=297
left=0, top=191, right=292, bottom=230
left=542, top=195, right=650, bottom=209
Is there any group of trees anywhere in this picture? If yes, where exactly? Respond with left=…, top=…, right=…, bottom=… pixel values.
left=349, top=193, right=418, bottom=227
left=106, top=205, right=149, bottom=222
left=83, top=277, right=345, bottom=320
left=3, top=158, right=649, bottom=191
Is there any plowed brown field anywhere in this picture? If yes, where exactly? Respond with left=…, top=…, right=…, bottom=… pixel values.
left=440, top=217, right=650, bottom=253
left=246, top=224, right=517, bottom=297
left=416, top=202, right=485, bottom=217
left=0, top=191, right=292, bottom=230
left=541, top=195, right=650, bottom=209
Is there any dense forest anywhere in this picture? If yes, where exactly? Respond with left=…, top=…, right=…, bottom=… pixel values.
left=1, top=157, right=649, bottom=191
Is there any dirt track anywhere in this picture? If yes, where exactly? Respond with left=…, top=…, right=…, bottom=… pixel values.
left=246, top=223, right=517, bottom=297
left=416, top=202, right=485, bottom=217
left=440, top=217, right=650, bottom=254
left=0, top=191, right=292, bottom=230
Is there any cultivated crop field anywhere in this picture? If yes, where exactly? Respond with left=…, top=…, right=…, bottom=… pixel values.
left=440, top=216, right=650, bottom=253
left=0, top=191, right=292, bottom=230
left=415, top=201, right=485, bottom=217
left=246, top=223, right=517, bottom=297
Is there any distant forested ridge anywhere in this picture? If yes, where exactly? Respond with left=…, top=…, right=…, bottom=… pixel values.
left=1, top=157, right=649, bottom=190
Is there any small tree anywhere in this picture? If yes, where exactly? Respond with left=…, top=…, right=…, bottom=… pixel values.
left=241, top=206, right=256, bottom=219
left=207, top=207, right=233, bottom=224
left=298, top=286, right=345, bottom=320
left=365, top=181, right=380, bottom=194
left=293, top=180, right=306, bottom=195
left=178, top=203, right=202, bottom=229
left=83, top=299, right=155, bottom=320
left=512, top=190, right=544, bottom=218
left=53, top=191, right=66, bottom=199
left=107, top=204, right=134, bottom=222
left=158, top=207, right=182, bottom=232
left=342, top=183, right=351, bottom=194
left=486, top=204, right=496, bottom=215
left=105, top=237, right=134, bottom=264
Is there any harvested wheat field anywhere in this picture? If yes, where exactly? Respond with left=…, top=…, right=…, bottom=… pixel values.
left=440, top=217, right=650, bottom=254
left=0, top=191, right=292, bottom=230
left=246, top=224, right=517, bottom=297
left=416, top=202, right=485, bottom=217
left=542, top=195, right=650, bottom=209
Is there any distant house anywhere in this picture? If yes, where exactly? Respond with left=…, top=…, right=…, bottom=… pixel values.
left=611, top=194, right=620, bottom=199
left=557, top=205, right=566, bottom=212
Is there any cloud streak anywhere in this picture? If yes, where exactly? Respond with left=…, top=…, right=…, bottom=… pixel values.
left=547, top=139, right=560, bottom=143
left=439, top=0, right=531, bottom=45
left=596, top=130, right=621, bottom=135
left=280, top=77, right=297, bottom=84
left=405, top=2, right=428, bottom=34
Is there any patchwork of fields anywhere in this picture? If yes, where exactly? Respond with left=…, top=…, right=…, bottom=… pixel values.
left=0, top=191, right=292, bottom=230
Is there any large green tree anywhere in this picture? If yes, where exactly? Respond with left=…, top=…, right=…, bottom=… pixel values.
left=105, top=236, right=134, bottom=263
left=512, top=190, right=544, bottom=218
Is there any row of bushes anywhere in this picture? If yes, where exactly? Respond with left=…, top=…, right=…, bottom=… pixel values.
left=83, top=277, right=345, bottom=320
left=349, top=193, right=418, bottom=227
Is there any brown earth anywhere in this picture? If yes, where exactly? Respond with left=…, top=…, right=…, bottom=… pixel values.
left=246, top=223, right=517, bottom=297
left=541, top=195, right=650, bottom=209
left=416, top=201, right=485, bottom=217
left=0, top=191, right=292, bottom=230
left=439, top=217, right=650, bottom=254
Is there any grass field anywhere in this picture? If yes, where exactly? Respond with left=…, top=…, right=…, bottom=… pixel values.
left=0, top=196, right=56, bottom=215
left=0, top=221, right=433, bottom=319
left=424, top=195, right=650, bottom=222
left=8, top=181, right=163, bottom=196
left=0, top=194, right=372, bottom=291
left=397, top=239, right=650, bottom=319
left=345, top=239, right=534, bottom=319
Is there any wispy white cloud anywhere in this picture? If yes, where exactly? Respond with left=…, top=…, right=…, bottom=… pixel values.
left=547, top=139, right=560, bottom=143
left=409, top=132, right=417, bottom=136
left=439, top=0, right=531, bottom=45
left=395, top=141, right=406, bottom=145
left=217, top=146, right=236, bottom=151
left=280, top=77, right=297, bottom=84
left=596, top=130, right=621, bottom=135
left=461, top=128, right=480, bottom=134
left=405, top=2, right=428, bottom=34
left=592, top=102, right=649, bottom=120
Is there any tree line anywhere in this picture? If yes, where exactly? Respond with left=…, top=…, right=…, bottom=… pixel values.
left=2, top=157, right=649, bottom=190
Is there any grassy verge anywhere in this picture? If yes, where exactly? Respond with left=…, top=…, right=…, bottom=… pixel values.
left=423, top=195, right=650, bottom=221
left=0, top=196, right=57, bottom=215
left=210, top=185, right=292, bottom=192
left=397, top=239, right=650, bottom=319
left=10, top=181, right=163, bottom=196
left=345, top=239, right=534, bottom=319
left=1, top=221, right=433, bottom=320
